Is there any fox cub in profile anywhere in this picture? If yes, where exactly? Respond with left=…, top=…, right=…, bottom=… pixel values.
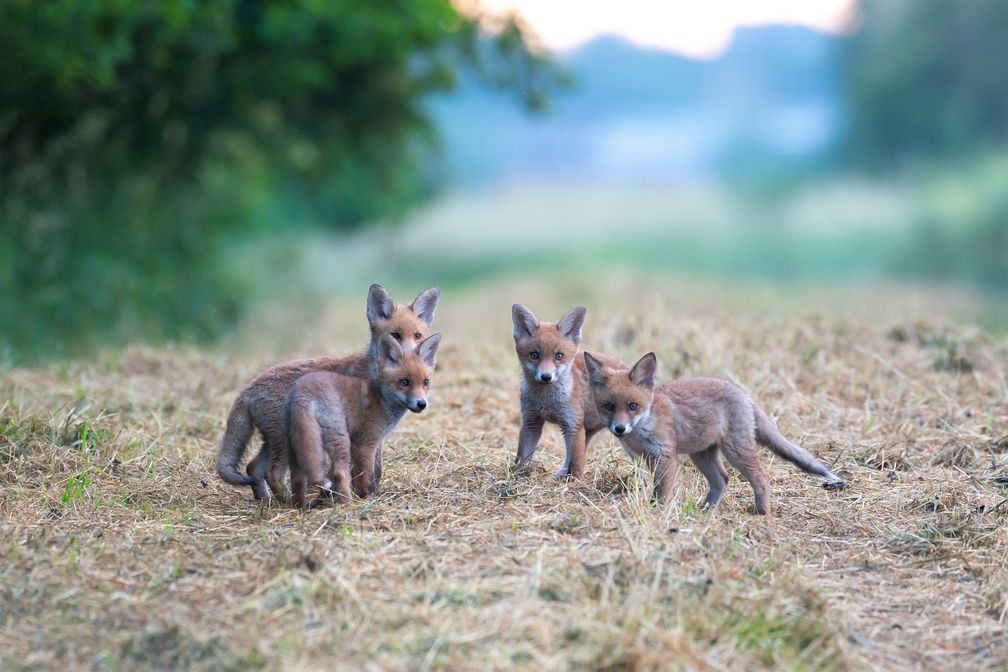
left=285, top=332, right=441, bottom=509
left=512, top=304, right=626, bottom=478
left=216, top=284, right=439, bottom=501
left=584, top=351, right=844, bottom=514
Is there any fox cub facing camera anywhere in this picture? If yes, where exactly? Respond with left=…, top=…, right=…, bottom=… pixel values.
left=285, top=333, right=441, bottom=509
left=584, top=351, right=845, bottom=514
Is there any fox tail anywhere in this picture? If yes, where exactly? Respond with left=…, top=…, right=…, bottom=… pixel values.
left=753, top=402, right=843, bottom=484
left=215, top=399, right=258, bottom=487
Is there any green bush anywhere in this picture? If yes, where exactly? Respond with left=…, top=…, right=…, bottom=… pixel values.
left=0, top=0, right=558, bottom=362
left=900, top=157, right=1008, bottom=290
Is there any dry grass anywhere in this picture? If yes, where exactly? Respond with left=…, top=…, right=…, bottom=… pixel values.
left=1, top=276, right=1007, bottom=671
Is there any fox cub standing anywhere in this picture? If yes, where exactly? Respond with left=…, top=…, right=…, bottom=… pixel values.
left=584, top=351, right=845, bottom=514
left=216, top=284, right=439, bottom=501
left=512, top=304, right=627, bottom=478
left=285, top=332, right=441, bottom=509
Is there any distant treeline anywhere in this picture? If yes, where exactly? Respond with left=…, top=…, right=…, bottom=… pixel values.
left=1, top=0, right=1006, bottom=361
left=846, top=0, right=1008, bottom=291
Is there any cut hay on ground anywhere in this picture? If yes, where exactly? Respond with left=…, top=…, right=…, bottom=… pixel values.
left=1, top=279, right=1006, bottom=671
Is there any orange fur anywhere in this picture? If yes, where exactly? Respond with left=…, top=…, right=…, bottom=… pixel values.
left=512, top=304, right=627, bottom=478
left=216, top=284, right=439, bottom=500
left=584, top=351, right=843, bottom=514
left=286, top=333, right=441, bottom=509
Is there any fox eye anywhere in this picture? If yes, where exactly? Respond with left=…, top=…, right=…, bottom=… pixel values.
left=530, top=351, right=540, bottom=360
left=423, top=378, right=430, bottom=387
left=628, top=402, right=639, bottom=411
left=414, top=332, right=422, bottom=340
left=554, top=352, right=564, bottom=361
left=398, top=378, right=410, bottom=387
left=391, top=332, right=402, bottom=341
left=604, top=402, right=615, bottom=412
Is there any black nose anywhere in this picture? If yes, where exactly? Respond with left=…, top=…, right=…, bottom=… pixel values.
left=415, top=399, right=427, bottom=410
left=613, top=424, right=626, bottom=435
left=539, top=373, right=552, bottom=382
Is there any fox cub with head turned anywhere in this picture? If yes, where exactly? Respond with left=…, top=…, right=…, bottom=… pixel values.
left=216, top=284, right=439, bottom=501
left=584, top=351, right=845, bottom=514
left=285, top=332, right=441, bottom=509
left=512, top=304, right=627, bottom=478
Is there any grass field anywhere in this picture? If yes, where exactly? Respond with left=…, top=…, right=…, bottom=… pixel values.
left=2, top=275, right=1007, bottom=671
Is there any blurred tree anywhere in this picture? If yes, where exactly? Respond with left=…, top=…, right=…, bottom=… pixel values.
left=846, top=0, right=1008, bottom=166
left=0, top=1, right=559, bottom=361
left=847, top=1, right=1008, bottom=289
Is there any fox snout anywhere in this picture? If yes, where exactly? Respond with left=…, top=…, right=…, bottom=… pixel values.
left=406, top=397, right=428, bottom=413
left=610, top=422, right=629, bottom=435
left=532, top=360, right=560, bottom=383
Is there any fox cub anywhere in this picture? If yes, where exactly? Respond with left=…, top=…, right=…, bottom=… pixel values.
left=512, top=304, right=627, bottom=478
left=216, top=284, right=439, bottom=500
left=285, top=333, right=441, bottom=509
left=584, top=351, right=845, bottom=514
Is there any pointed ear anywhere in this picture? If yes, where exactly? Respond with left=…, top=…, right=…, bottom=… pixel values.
left=367, top=284, right=395, bottom=323
left=512, top=304, right=539, bottom=340
left=557, top=306, right=587, bottom=344
left=417, top=332, right=442, bottom=368
left=410, top=286, right=439, bottom=324
left=629, top=352, right=658, bottom=389
left=583, top=352, right=608, bottom=387
left=378, top=333, right=402, bottom=366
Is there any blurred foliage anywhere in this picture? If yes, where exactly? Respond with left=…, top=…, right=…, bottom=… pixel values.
left=0, top=0, right=560, bottom=361
left=846, top=0, right=1008, bottom=290
left=899, top=157, right=1008, bottom=290
left=846, top=0, right=1008, bottom=167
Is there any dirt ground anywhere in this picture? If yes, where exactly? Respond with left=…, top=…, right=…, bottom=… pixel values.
left=1, top=277, right=1006, bottom=671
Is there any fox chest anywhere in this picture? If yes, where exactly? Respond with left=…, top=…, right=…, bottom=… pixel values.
left=350, top=421, right=394, bottom=447
left=521, top=380, right=579, bottom=428
left=348, top=404, right=405, bottom=447
left=619, top=425, right=665, bottom=461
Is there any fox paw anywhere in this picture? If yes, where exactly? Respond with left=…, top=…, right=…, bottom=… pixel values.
left=552, top=467, right=574, bottom=479
left=511, top=460, right=534, bottom=477
left=823, top=479, right=848, bottom=491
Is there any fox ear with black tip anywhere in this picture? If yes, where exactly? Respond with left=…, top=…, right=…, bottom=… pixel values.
left=583, top=352, right=608, bottom=387
left=629, top=352, right=658, bottom=390
left=417, top=333, right=442, bottom=369
left=411, top=287, right=440, bottom=324
left=367, top=284, right=395, bottom=323
left=512, top=304, right=540, bottom=340
left=557, top=306, right=586, bottom=345
left=377, top=332, right=403, bottom=367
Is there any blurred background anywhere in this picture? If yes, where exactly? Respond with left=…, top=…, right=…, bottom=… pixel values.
left=2, top=0, right=1007, bottom=363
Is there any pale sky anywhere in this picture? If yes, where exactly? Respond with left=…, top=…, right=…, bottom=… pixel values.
left=471, top=0, right=857, bottom=58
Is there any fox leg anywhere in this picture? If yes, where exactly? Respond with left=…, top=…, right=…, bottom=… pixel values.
left=290, top=467, right=309, bottom=510
left=689, top=446, right=728, bottom=509
left=245, top=441, right=272, bottom=501
left=369, top=440, right=385, bottom=495
left=350, top=441, right=378, bottom=499
left=330, top=466, right=353, bottom=505
left=515, top=415, right=545, bottom=469
left=722, top=439, right=771, bottom=515
left=311, top=428, right=349, bottom=508
left=718, top=451, right=730, bottom=486
left=288, top=402, right=330, bottom=510
left=558, top=424, right=587, bottom=479
left=265, top=438, right=290, bottom=501
left=649, top=451, right=681, bottom=503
